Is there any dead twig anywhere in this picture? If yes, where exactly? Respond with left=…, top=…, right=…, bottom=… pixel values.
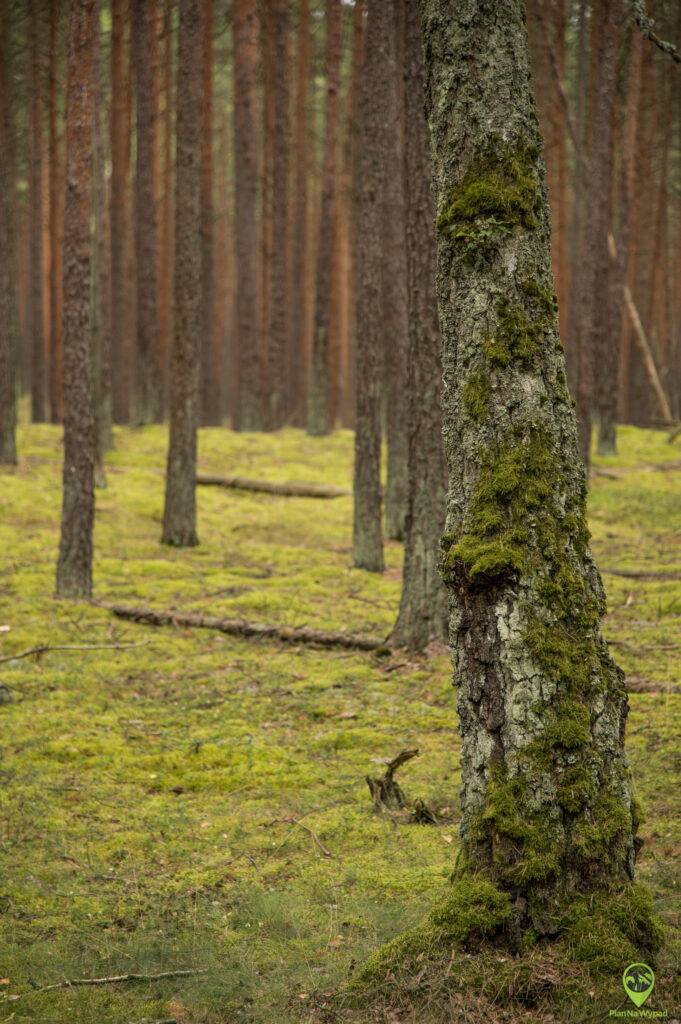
left=4, top=969, right=207, bottom=999
left=196, top=474, right=350, bottom=498
left=98, top=602, right=385, bottom=652
left=0, top=640, right=151, bottom=666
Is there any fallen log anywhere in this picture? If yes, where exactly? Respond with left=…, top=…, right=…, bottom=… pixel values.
left=602, top=567, right=681, bottom=581
left=99, top=602, right=385, bottom=652
left=196, top=474, right=350, bottom=498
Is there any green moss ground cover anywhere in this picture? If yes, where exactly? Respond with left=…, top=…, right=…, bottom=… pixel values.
left=0, top=422, right=679, bottom=1022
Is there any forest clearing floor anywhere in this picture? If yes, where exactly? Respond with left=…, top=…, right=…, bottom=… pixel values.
left=0, top=422, right=680, bottom=1024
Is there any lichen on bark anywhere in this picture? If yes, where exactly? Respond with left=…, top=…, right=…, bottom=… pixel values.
left=351, top=0, right=662, bottom=993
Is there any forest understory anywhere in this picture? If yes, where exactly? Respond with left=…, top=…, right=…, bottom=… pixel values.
left=0, top=419, right=680, bottom=1024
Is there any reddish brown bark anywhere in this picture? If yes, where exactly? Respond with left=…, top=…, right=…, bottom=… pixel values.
left=29, top=0, right=46, bottom=423
left=56, top=0, right=97, bottom=599
left=48, top=0, right=63, bottom=424
left=0, top=0, right=18, bottom=463
left=233, top=0, right=261, bottom=430
left=162, top=0, right=202, bottom=547
left=132, top=0, right=162, bottom=424
left=159, top=0, right=174, bottom=415
left=289, top=0, right=311, bottom=425
left=110, top=0, right=132, bottom=423
left=200, top=0, right=220, bottom=424
left=307, top=0, right=341, bottom=437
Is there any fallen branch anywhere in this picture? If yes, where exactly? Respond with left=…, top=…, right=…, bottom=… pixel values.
left=5, top=969, right=207, bottom=999
left=631, top=0, right=681, bottom=64
left=196, top=474, right=350, bottom=499
left=602, top=568, right=681, bottom=581
left=366, top=749, right=420, bottom=812
left=0, top=640, right=151, bottom=666
left=99, top=602, right=384, bottom=652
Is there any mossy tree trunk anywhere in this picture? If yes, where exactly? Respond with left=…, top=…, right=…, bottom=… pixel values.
left=390, top=0, right=447, bottom=652
left=352, top=0, right=390, bottom=574
left=382, top=0, right=409, bottom=542
left=421, top=0, right=650, bottom=941
left=0, top=1, right=18, bottom=466
left=307, top=0, right=341, bottom=438
left=162, top=0, right=201, bottom=549
left=56, top=0, right=97, bottom=600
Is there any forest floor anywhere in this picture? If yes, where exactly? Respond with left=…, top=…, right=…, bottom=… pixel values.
left=0, top=423, right=680, bottom=1024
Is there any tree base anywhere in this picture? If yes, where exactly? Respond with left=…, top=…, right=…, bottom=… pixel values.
left=328, top=877, right=669, bottom=1024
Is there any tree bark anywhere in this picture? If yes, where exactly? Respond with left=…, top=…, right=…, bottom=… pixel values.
left=383, top=0, right=409, bottom=541
left=420, top=0, right=650, bottom=940
left=29, top=0, right=46, bottom=423
left=94, top=0, right=113, bottom=478
left=132, top=0, right=162, bottom=425
left=48, top=0, right=63, bottom=425
left=352, top=0, right=389, bottom=574
left=162, top=0, right=201, bottom=548
left=390, top=0, right=447, bottom=652
left=266, top=0, right=290, bottom=431
left=0, top=0, right=18, bottom=464
left=56, top=0, right=97, bottom=600
left=200, top=0, right=220, bottom=425
left=159, top=0, right=174, bottom=418
left=307, top=0, right=341, bottom=437
left=233, top=0, right=261, bottom=430
left=289, top=0, right=310, bottom=426
left=110, top=0, right=132, bottom=424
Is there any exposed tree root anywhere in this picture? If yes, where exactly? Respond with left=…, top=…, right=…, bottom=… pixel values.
left=196, top=473, right=350, bottom=498
left=98, top=601, right=385, bottom=652
left=366, top=749, right=420, bottom=811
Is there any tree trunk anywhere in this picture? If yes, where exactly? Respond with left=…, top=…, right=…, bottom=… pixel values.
left=418, top=0, right=654, bottom=945
left=159, top=0, right=174, bottom=417
left=390, top=0, right=447, bottom=652
left=48, top=0, right=63, bottom=425
left=289, top=0, right=310, bottom=426
left=110, top=0, right=132, bottom=424
left=233, top=0, right=261, bottom=431
left=56, top=0, right=97, bottom=600
left=0, top=0, right=18, bottom=465
left=94, top=0, right=113, bottom=478
left=132, top=0, right=162, bottom=425
left=266, top=0, right=289, bottom=431
left=352, top=0, right=389, bottom=574
left=382, top=0, right=409, bottom=541
left=200, top=0, right=219, bottom=425
left=162, top=0, right=201, bottom=548
left=307, top=0, right=341, bottom=437
left=29, top=0, right=46, bottom=423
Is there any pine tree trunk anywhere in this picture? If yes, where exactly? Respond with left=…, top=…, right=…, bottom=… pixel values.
left=289, top=0, right=310, bottom=426
left=233, top=0, right=261, bottom=431
left=0, top=0, right=18, bottom=465
left=307, top=0, right=341, bottom=438
left=200, top=0, right=219, bottom=425
left=390, top=0, right=447, bottom=652
left=420, top=0, right=652, bottom=940
left=343, top=0, right=365, bottom=431
left=29, top=0, right=46, bottom=424
left=162, top=0, right=201, bottom=548
left=110, top=0, right=131, bottom=424
left=383, top=0, right=409, bottom=541
left=56, top=0, right=97, bottom=600
left=48, top=0, right=63, bottom=425
left=159, top=0, right=174, bottom=418
left=94, top=0, right=113, bottom=475
left=352, top=0, right=389, bottom=574
left=266, top=0, right=289, bottom=431
left=132, top=0, right=162, bottom=425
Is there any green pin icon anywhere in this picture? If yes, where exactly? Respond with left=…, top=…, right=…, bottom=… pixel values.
left=623, top=963, right=655, bottom=1007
